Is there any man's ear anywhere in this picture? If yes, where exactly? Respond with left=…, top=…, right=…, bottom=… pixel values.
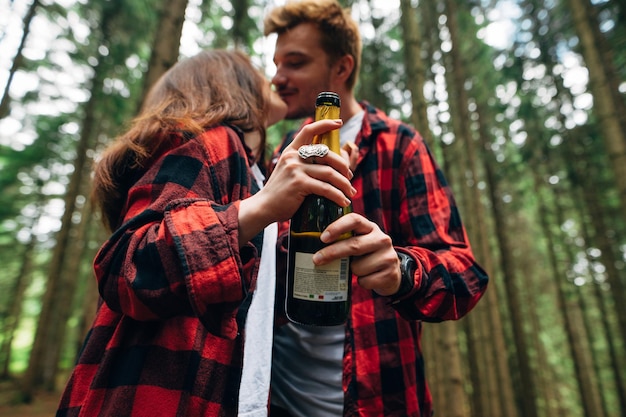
left=332, top=55, right=355, bottom=85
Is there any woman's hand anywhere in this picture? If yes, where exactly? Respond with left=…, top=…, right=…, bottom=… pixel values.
left=238, top=119, right=355, bottom=244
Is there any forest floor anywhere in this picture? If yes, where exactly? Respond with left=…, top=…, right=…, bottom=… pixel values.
left=0, top=380, right=60, bottom=416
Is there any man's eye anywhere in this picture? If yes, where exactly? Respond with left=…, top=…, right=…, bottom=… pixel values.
left=286, top=61, right=304, bottom=68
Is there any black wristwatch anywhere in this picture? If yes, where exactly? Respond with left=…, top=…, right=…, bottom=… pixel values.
left=395, top=251, right=416, bottom=298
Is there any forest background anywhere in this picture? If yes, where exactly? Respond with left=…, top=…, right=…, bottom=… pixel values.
left=0, top=0, right=625, bottom=416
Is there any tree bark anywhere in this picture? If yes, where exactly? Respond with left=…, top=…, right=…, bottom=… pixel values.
left=438, top=321, right=469, bottom=417
left=528, top=138, right=605, bottom=417
left=137, top=0, right=189, bottom=112
left=440, top=2, right=502, bottom=413
left=0, top=0, right=40, bottom=119
left=565, top=0, right=626, bottom=217
left=19, top=68, right=101, bottom=400
left=399, top=0, right=434, bottom=149
left=582, top=0, right=626, bottom=135
left=569, top=146, right=626, bottom=416
left=46, top=170, right=96, bottom=390
left=0, top=202, right=41, bottom=379
left=231, top=0, right=250, bottom=49
left=473, top=100, right=520, bottom=417
left=422, top=324, right=443, bottom=413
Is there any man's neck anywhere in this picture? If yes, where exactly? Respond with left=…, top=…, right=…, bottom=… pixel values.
left=338, top=93, right=362, bottom=122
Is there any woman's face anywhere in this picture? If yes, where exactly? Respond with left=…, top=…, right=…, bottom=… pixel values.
left=265, top=80, right=288, bottom=127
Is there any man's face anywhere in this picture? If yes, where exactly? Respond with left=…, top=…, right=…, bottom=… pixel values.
left=272, top=22, right=333, bottom=120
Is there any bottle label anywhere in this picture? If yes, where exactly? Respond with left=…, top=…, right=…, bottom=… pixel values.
left=292, top=252, right=349, bottom=302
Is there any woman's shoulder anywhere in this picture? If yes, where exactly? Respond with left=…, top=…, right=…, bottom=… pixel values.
left=191, top=124, right=248, bottom=161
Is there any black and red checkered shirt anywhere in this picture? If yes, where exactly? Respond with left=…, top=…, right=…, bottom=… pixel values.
left=57, top=125, right=262, bottom=416
left=272, top=102, right=489, bottom=417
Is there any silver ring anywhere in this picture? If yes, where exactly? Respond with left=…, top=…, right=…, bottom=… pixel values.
left=298, top=144, right=329, bottom=160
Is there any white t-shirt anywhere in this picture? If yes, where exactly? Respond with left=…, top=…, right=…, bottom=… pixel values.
left=238, top=163, right=277, bottom=417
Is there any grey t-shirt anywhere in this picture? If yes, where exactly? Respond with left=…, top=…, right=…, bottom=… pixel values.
left=271, top=323, right=345, bottom=416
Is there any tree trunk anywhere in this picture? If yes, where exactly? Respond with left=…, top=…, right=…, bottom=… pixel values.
left=565, top=0, right=626, bottom=217
left=46, top=171, right=96, bottom=390
left=485, top=144, right=539, bottom=417
left=529, top=141, right=605, bottom=417
left=473, top=100, right=520, bottom=417
left=552, top=168, right=611, bottom=417
left=463, top=312, right=491, bottom=417
left=231, top=0, right=250, bottom=49
left=0, top=204, right=41, bottom=379
left=441, top=2, right=502, bottom=414
left=582, top=0, right=626, bottom=135
left=438, top=321, right=469, bottom=417
left=422, top=324, right=444, bottom=413
left=20, top=72, right=100, bottom=400
left=355, top=0, right=391, bottom=111
left=137, top=0, right=189, bottom=111
left=528, top=278, right=559, bottom=417
left=0, top=0, right=39, bottom=119
left=570, top=152, right=626, bottom=416
left=399, top=0, right=434, bottom=149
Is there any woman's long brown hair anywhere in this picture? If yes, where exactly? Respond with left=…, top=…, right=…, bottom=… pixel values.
left=92, top=50, right=269, bottom=232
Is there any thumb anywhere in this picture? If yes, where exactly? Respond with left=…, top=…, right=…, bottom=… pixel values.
left=341, top=141, right=358, bottom=171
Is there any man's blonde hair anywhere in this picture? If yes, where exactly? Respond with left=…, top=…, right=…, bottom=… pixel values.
left=264, top=0, right=362, bottom=91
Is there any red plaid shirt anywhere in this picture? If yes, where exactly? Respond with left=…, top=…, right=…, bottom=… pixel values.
left=272, top=102, right=488, bottom=417
left=57, top=125, right=263, bottom=417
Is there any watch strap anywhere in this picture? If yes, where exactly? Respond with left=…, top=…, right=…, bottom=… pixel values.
left=394, top=251, right=416, bottom=298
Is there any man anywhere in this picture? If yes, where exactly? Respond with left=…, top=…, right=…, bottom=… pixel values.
left=264, top=1, right=489, bottom=416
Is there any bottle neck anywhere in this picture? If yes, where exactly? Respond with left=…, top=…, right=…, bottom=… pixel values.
left=313, top=104, right=341, bottom=154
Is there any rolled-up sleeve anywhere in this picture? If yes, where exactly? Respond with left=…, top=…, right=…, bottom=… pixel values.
left=94, top=126, right=257, bottom=339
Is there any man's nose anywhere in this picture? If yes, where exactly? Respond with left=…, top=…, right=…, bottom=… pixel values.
left=271, top=70, right=287, bottom=88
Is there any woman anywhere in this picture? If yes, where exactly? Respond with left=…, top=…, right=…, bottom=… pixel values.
left=56, top=49, right=353, bottom=417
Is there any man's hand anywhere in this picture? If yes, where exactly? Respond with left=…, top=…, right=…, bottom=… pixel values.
left=312, top=212, right=403, bottom=296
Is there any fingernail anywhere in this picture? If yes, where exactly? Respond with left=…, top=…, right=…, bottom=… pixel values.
left=347, top=170, right=354, bottom=180
left=312, top=252, right=323, bottom=263
left=320, top=231, right=330, bottom=242
left=350, top=186, right=357, bottom=196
